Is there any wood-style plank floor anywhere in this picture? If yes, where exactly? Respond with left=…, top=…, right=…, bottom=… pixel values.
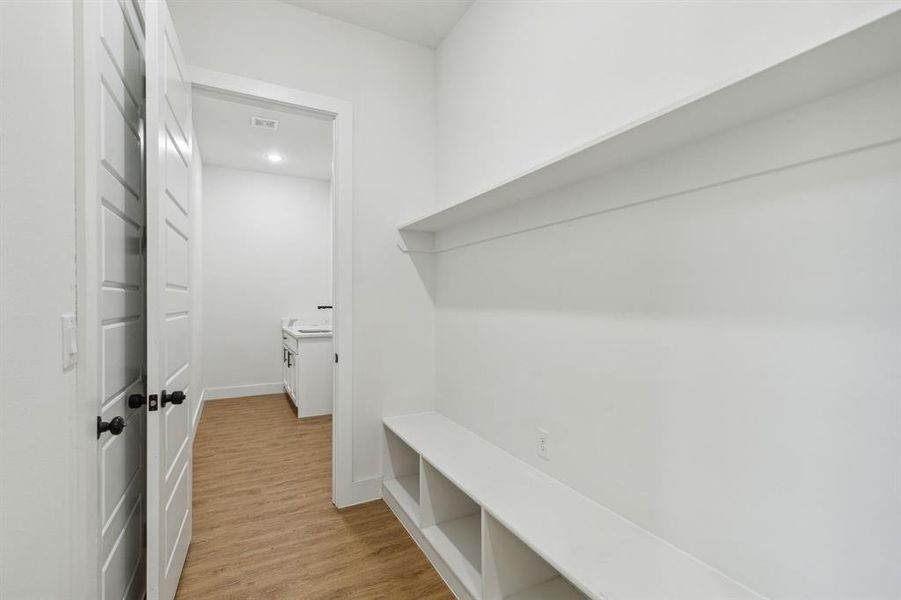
left=175, top=393, right=452, bottom=599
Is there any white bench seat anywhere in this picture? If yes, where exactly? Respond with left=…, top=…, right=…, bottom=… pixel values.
left=382, top=412, right=763, bottom=600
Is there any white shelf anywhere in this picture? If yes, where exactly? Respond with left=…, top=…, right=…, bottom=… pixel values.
left=506, top=577, right=586, bottom=600
left=482, top=511, right=586, bottom=600
left=383, top=412, right=764, bottom=600
left=383, top=474, right=419, bottom=522
left=397, top=9, right=901, bottom=246
left=423, top=514, right=482, bottom=599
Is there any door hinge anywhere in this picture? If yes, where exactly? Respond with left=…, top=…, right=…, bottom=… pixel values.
left=140, top=227, right=147, bottom=254
left=335, top=353, right=338, bottom=363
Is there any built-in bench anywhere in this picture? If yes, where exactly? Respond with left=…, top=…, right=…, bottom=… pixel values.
left=382, top=412, right=764, bottom=600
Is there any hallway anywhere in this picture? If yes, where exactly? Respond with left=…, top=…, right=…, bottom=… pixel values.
left=176, top=394, right=453, bottom=599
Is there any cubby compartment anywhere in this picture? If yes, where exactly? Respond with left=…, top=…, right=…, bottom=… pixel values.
left=384, top=412, right=762, bottom=600
left=382, top=427, right=420, bottom=523
left=483, top=512, right=587, bottom=600
left=421, top=459, right=482, bottom=599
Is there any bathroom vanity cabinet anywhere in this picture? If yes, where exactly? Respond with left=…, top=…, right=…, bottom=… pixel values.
left=282, top=327, right=334, bottom=418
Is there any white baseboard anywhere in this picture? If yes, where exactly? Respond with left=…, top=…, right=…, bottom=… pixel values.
left=202, top=382, right=285, bottom=401
left=335, top=475, right=382, bottom=509
left=191, top=388, right=205, bottom=439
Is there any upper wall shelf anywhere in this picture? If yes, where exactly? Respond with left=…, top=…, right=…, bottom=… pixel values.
left=397, top=9, right=901, bottom=252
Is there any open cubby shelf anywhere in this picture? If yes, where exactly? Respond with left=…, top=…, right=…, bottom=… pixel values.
left=424, top=513, right=482, bottom=596
left=505, top=577, right=586, bottom=600
left=383, top=474, right=419, bottom=520
left=383, top=412, right=765, bottom=600
left=482, top=511, right=587, bottom=600
left=420, top=459, right=482, bottom=598
left=382, top=428, right=420, bottom=523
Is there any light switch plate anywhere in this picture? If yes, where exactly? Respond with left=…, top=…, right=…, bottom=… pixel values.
left=61, top=313, right=77, bottom=370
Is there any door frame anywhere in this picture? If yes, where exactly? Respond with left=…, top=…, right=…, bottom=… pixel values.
left=190, top=66, right=361, bottom=508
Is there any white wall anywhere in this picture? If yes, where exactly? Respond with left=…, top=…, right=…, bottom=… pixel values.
left=190, top=141, right=205, bottom=429
left=0, top=1, right=78, bottom=597
left=436, top=0, right=901, bottom=204
left=170, top=0, right=437, bottom=483
left=202, top=166, right=331, bottom=396
left=433, top=4, right=901, bottom=600
left=436, top=80, right=901, bottom=600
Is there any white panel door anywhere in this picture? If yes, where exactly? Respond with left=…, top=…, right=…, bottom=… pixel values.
left=89, top=0, right=148, bottom=598
left=145, top=1, right=194, bottom=598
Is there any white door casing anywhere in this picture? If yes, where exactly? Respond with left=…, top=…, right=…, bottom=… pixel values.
left=145, top=1, right=194, bottom=598
left=189, top=68, right=360, bottom=506
left=78, top=0, right=149, bottom=598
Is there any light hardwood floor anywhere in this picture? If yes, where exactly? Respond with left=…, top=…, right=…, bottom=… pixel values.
left=175, top=393, right=453, bottom=599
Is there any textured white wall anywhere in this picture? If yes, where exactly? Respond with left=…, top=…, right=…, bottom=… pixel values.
left=202, top=166, right=331, bottom=393
left=0, top=1, right=78, bottom=597
left=170, top=0, right=437, bottom=482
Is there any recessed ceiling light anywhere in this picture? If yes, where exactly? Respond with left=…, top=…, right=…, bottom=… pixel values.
left=266, top=152, right=284, bottom=163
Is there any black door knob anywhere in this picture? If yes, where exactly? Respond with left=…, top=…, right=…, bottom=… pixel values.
left=97, top=416, right=126, bottom=438
left=128, top=394, right=145, bottom=409
left=161, top=390, right=186, bottom=407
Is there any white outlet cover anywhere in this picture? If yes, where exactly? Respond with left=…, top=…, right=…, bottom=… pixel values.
left=537, top=428, right=549, bottom=461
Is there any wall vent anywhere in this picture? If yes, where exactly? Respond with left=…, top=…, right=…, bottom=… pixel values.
left=251, top=116, right=279, bottom=130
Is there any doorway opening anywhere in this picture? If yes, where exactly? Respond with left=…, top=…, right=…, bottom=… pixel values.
left=193, top=88, right=335, bottom=417
left=190, top=70, right=355, bottom=509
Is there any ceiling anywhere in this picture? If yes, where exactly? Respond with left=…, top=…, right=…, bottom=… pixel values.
left=281, top=0, right=473, bottom=48
left=193, top=88, right=333, bottom=181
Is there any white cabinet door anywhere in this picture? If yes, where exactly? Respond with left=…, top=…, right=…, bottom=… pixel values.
left=286, top=350, right=297, bottom=401
left=296, top=338, right=334, bottom=418
left=282, top=345, right=289, bottom=391
left=292, top=352, right=301, bottom=407
left=145, top=1, right=194, bottom=598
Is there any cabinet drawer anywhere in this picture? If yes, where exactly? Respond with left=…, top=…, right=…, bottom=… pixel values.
left=282, top=333, right=299, bottom=353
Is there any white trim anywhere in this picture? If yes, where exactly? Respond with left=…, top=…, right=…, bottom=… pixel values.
left=189, top=67, right=360, bottom=508
left=339, top=476, right=383, bottom=508
left=73, top=1, right=109, bottom=597
left=202, top=383, right=285, bottom=401
left=192, top=388, right=206, bottom=438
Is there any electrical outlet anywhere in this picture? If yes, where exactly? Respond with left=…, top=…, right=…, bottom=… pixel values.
left=536, top=428, right=549, bottom=461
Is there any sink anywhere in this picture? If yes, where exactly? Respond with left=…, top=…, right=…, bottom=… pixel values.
left=285, top=319, right=331, bottom=334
